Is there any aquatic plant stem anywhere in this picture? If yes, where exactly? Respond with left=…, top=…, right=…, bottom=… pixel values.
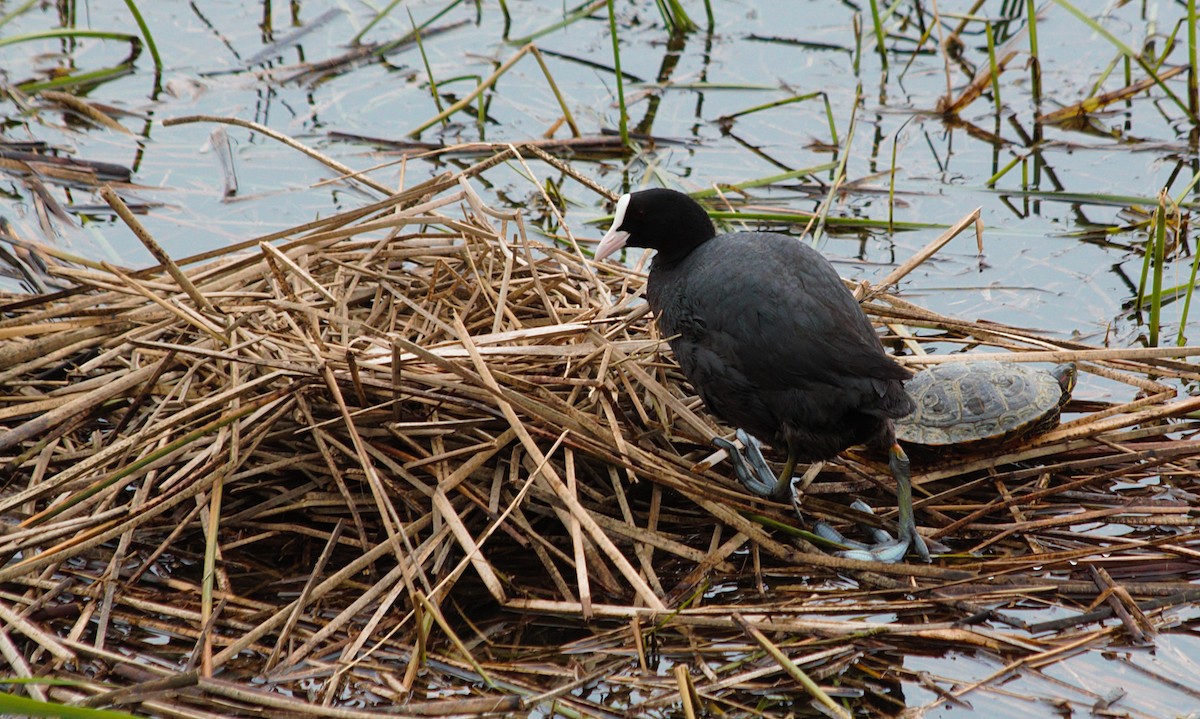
left=122, top=0, right=161, bottom=74
left=888, top=123, right=903, bottom=233
left=607, top=0, right=629, bottom=147
left=985, top=20, right=1001, bottom=111
left=1026, top=0, right=1043, bottom=107
left=404, top=43, right=579, bottom=138
left=1190, top=0, right=1198, bottom=116
left=1053, top=0, right=1196, bottom=123
left=735, top=614, right=853, bottom=719
left=529, top=45, right=581, bottom=136
left=409, top=9, right=446, bottom=120
left=0, top=0, right=38, bottom=30
left=810, top=85, right=861, bottom=243
left=1177, top=237, right=1200, bottom=346
left=1150, top=191, right=1168, bottom=346
left=866, top=0, right=888, bottom=72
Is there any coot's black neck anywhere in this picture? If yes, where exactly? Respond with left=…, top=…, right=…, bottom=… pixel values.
left=644, top=199, right=716, bottom=268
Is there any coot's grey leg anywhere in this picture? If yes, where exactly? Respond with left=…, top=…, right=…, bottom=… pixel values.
left=819, top=440, right=932, bottom=563
left=890, top=442, right=930, bottom=562
left=714, top=431, right=930, bottom=564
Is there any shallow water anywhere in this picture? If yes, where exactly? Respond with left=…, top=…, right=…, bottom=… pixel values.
left=3, top=1, right=1195, bottom=346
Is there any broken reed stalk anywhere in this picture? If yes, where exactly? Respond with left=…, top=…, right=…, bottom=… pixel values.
left=2, top=148, right=1200, bottom=716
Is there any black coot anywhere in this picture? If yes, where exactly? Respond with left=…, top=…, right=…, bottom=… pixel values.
left=596, top=188, right=927, bottom=561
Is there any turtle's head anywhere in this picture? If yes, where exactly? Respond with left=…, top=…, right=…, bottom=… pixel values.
left=1052, top=363, right=1077, bottom=405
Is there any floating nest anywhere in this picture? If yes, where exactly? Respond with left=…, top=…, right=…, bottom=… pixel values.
left=3, top=148, right=1200, bottom=718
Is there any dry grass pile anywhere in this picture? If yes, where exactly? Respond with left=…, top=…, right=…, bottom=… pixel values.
left=2, top=149, right=1200, bottom=717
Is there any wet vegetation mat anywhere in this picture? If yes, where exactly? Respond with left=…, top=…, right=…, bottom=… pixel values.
left=1, top=146, right=1200, bottom=718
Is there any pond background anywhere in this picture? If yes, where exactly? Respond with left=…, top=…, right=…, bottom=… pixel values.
left=4, top=1, right=1196, bottom=348
left=4, top=1, right=1200, bottom=717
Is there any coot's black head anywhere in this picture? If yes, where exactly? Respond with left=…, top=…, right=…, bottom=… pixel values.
left=595, top=188, right=716, bottom=265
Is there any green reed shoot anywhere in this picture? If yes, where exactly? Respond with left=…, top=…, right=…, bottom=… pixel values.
left=1177, top=238, right=1199, bottom=345
left=889, top=122, right=907, bottom=234
left=356, top=0, right=402, bottom=44
left=406, top=43, right=580, bottom=137
left=530, top=45, right=580, bottom=136
left=1137, top=191, right=1170, bottom=346
left=866, top=0, right=888, bottom=72
left=718, top=92, right=838, bottom=146
left=853, top=12, right=862, bottom=75
left=0, top=0, right=38, bottom=30
left=372, top=0, right=462, bottom=55
left=122, top=0, right=160, bottom=74
left=498, top=0, right=511, bottom=38
left=438, top=74, right=487, bottom=131
left=0, top=691, right=144, bottom=719
left=1085, top=52, right=1122, bottom=99
left=985, top=21, right=1001, bottom=110
left=607, top=0, right=629, bottom=147
left=1026, top=0, right=1041, bottom=106
left=0, top=27, right=139, bottom=50
left=1053, top=0, right=1196, bottom=123
left=688, top=163, right=839, bottom=199
left=655, top=0, right=696, bottom=34
left=508, top=0, right=605, bottom=46
left=410, top=10, right=446, bottom=120
left=1190, top=0, right=1198, bottom=116
left=812, top=86, right=862, bottom=243
left=985, top=153, right=1024, bottom=187
left=1, top=28, right=143, bottom=92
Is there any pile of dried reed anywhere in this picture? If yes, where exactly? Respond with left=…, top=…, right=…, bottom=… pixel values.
left=2, top=147, right=1200, bottom=718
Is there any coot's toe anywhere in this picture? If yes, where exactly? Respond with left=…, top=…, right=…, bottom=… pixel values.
left=713, top=431, right=793, bottom=501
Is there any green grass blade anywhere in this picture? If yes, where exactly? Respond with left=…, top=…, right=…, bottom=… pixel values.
left=1177, top=237, right=1200, bottom=345
left=1052, top=0, right=1197, bottom=123
left=1149, top=191, right=1168, bottom=346
left=0, top=28, right=139, bottom=49
left=985, top=21, right=1002, bottom=110
left=507, top=0, right=606, bottom=45
left=0, top=0, right=39, bottom=30
left=530, top=46, right=581, bottom=137
left=1027, top=0, right=1041, bottom=106
left=409, top=9, right=446, bottom=119
left=354, top=0, right=403, bottom=44
left=812, top=84, right=862, bottom=243
left=866, top=0, right=888, bottom=72
left=121, top=0, right=161, bottom=73
left=688, top=163, right=839, bottom=198
left=17, top=64, right=135, bottom=93
left=607, top=0, right=629, bottom=147
left=0, top=691, right=143, bottom=719
left=1190, top=0, right=1198, bottom=115
left=372, top=0, right=462, bottom=57
left=986, top=153, right=1025, bottom=187
left=655, top=0, right=697, bottom=34
left=718, top=92, right=823, bottom=121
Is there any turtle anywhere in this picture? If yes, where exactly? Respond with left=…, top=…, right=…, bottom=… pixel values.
left=894, top=361, right=1076, bottom=448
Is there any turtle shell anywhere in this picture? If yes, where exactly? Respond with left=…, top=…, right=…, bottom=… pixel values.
left=894, top=361, right=1075, bottom=447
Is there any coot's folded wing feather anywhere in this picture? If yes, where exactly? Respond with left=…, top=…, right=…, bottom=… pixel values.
left=679, top=233, right=908, bottom=392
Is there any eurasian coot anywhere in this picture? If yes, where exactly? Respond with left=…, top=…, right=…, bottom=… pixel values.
left=596, top=188, right=928, bottom=561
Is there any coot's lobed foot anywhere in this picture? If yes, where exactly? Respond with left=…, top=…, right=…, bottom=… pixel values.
left=814, top=500, right=916, bottom=564
left=711, top=435, right=779, bottom=498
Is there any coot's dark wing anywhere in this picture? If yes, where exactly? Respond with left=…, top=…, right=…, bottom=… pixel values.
left=652, top=232, right=907, bottom=393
